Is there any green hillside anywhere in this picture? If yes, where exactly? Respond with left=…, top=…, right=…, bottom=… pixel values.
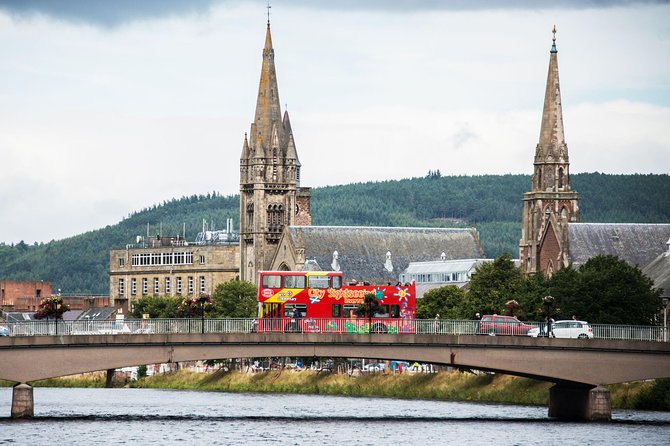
left=1, top=173, right=668, bottom=295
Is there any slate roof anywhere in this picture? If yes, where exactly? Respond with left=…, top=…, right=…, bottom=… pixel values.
left=78, top=307, right=117, bottom=321
left=568, top=223, right=670, bottom=269
left=287, top=226, right=484, bottom=285
left=642, top=245, right=670, bottom=298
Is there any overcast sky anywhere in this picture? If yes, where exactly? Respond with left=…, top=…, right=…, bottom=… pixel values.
left=0, top=0, right=668, bottom=244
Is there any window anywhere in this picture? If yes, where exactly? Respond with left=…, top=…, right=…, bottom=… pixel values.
left=332, top=304, right=341, bottom=317
left=331, top=276, right=342, bottom=289
left=343, top=304, right=359, bottom=317
left=308, top=276, right=330, bottom=289
left=284, top=304, right=307, bottom=317
left=118, top=278, right=125, bottom=295
left=262, top=274, right=282, bottom=289
left=162, top=252, right=173, bottom=265
left=131, top=278, right=137, bottom=295
left=142, top=278, right=148, bottom=295
left=118, top=258, right=125, bottom=268
left=188, top=276, right=194, bottom=294
left=154, top=277, right=159, bottom=294
left=165, top=277, right=171, bottom=294
left=199, top=276, right=205, bottom=293
left=284, top=275, right=306, bottom=289
left=200, top=255, right=205, bottom=264
left=176, top=277, right=182, bottom=294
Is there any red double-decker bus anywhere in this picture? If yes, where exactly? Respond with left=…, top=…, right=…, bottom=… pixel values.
left=256, top=271, right=416, bottom=334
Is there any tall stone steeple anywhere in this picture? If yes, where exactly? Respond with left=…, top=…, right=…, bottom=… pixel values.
left=239, top=19, right=311, bottom=284
left=520, top=27, right=579, bottom=276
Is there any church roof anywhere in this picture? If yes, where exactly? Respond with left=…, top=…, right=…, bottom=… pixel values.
left=642, top=246, right=670, bottom=298
left=568, top=223, right=670, bottom=269
left=287, top=226, right=484, bottom=284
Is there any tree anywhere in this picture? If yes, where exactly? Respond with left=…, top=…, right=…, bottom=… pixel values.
left=211, top=279, right=258, bottom=318
left=177, top=294, right=213, bottom=319
left=416, top=285, right=468, bottom=319
left=130, top=296, right=182, bottom=319
left=466, top=254, right=526, bottom=316
left=357, top=292, right=382, bottom=319
left=551, top=255, right=661, bottom=325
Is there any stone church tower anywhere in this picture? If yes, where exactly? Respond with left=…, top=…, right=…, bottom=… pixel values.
left=520, top=28, right=579, bottom=276
left=239, top=20, right=312, bottom=284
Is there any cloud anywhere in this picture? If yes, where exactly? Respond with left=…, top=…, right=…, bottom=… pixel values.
left=0, top=0, right=664, bottom=27
left=0, top=0, right=219, bottom=27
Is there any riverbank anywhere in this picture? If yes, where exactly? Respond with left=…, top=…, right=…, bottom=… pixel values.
left=9, top=369, right=667, bottom=411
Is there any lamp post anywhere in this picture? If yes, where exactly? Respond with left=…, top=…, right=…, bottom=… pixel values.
left=662, top=298, right=668, bottom=342
left=543, top=295, right=554, bottom=338
left=199, top=294, right=209, bottom=334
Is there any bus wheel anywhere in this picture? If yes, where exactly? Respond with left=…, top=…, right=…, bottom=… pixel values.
left=284, top=322, right=301, bottom=333
left=371, top=323, right=388, bottom=334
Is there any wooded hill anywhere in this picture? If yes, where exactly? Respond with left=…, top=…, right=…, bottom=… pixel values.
left=0, top=173, right=668, bottom=295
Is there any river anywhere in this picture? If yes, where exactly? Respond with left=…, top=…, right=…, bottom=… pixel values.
left=1, top=388, right=669, bottom=445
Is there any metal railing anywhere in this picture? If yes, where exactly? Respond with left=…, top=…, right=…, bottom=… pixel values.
left=1, top=318, right=668, bottom=343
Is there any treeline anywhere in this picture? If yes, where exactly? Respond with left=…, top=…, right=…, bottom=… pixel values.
left=0, top=173, right=668, bottom=295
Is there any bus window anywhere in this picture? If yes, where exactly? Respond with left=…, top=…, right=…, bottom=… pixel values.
left=343, top=304, right=359, bottom=317
left=262, top=274, right=281, bottom=289
left=374, top=305, right=390, bottom=318
left=391, top=305, right=400, bottom=318
left=331, top=275, right=342, bottom=289
left=332, top=304, right=342, bottom=317
left=308, top=275, right=330, bottom=289
left=284, top=304, right=307, bottom=317
left=284, top=275, right=306, bottom=289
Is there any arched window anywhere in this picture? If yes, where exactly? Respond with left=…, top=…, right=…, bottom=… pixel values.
left=561, top=207, right=568, bottom=220
left=558, top=167, right=564, bottom=189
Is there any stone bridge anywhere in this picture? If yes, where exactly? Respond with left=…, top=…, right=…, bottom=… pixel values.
left=2, top=332, right=669, bottom=420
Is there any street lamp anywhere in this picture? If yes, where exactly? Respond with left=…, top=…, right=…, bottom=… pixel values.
left=543, top=295, right=555, bottom=338
left=199, top=294, right=209, bottom=334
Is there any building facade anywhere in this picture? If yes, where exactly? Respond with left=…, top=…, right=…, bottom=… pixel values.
left=109, top=235, right=239, bottom=313
left=0, top=280, right=52, bottom=312
left=239, top=21, right=312, bottom=284
left=519, top=28, right=579, bottom=276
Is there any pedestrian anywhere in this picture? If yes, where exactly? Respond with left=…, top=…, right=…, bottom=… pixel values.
left=434, top=313, right=441, bottom=333
left=474, top=312, right=481, bottom=334
left=546, top=316, right=555, bottom=338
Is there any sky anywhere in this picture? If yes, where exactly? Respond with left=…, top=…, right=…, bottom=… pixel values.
left=0, top=0, right=668, bottom=244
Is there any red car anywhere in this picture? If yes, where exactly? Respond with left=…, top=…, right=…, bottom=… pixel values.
left=478, top=315, right=535, bottom=336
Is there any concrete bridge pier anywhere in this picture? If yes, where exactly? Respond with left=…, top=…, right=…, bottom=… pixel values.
left=548, top=384, right=611, bottom=421
left=11, top=383, right=34, bottom=419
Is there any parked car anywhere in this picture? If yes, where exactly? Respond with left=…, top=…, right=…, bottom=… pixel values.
left=478, top=315, right=535, bottom=336
left=0, top=325, right=9, bottom=336
left=528, top=320, right=593, bottom=339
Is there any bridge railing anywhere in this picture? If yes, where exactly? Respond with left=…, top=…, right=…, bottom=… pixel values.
left=2, top=318, right=667, bottom=342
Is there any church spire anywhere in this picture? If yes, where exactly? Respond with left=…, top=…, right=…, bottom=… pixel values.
left=536, top=25, right=567, bottom=166
left=250, top=19, right=283, bottom=156
left=520, top=26, right=579, bottom=277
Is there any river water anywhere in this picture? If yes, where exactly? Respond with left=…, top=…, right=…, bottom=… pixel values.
left=1, top=388, right=669, bottom=445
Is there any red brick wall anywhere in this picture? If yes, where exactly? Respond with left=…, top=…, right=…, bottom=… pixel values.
left=1, top=280, right=52, bottom=308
